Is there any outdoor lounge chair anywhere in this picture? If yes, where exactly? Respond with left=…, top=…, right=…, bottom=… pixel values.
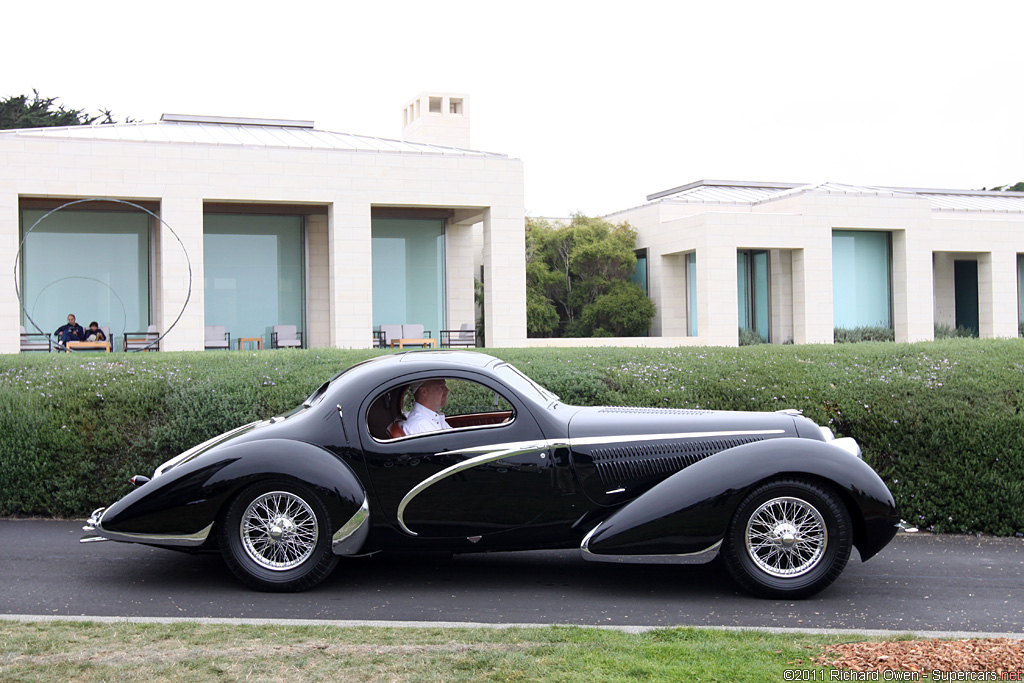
left=440, top=323, right=476, bottom=348
left=204, top=325, right=230, bottom=350
left=20, top=325, right=51, bottom=352
left=271, top=325, right=302, bottom=349
left=124, top=325, right=159, bottom=352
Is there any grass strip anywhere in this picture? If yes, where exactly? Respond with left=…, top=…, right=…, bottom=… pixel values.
left=0, top=620, right=913, bottom=682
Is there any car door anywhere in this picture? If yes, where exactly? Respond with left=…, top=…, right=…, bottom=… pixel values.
left=357, top=370, right=558, bottom=540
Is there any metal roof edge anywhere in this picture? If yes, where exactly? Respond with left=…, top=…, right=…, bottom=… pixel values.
left=160, top=113, right=315, bottom=128
left=647, top=179, right=804, bottom=202
left=881, top=185, right=1024, bottom=198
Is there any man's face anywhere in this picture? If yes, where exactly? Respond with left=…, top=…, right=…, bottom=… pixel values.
left=67, top=315, right=76, bottom=325
left=417, top=380, right=449, bottom=411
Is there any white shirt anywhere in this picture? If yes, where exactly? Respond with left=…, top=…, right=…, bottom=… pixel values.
left=401, top=402, right=452, bottom=436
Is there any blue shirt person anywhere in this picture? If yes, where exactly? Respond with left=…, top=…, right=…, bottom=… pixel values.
left=54, top=313, right=86, bottom=344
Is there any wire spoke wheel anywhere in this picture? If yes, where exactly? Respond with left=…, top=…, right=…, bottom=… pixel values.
left=240, top=491, right=318, bottom=570
left=723, top=479, right=852, bottom=599
left=220, top=481, right=339, bottom=591
left=745, top=496, right=826, bottom=578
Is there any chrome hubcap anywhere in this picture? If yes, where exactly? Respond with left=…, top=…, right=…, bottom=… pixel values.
left=240, top=491, right=318, bottom=571
left=745, top=496, right=826, bottom=578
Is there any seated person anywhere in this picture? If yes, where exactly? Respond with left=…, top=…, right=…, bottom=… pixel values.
left=85, top=322, right=107, bottom=342
left=54, top=314, right=86, bottom=344
left=401, top=379, right=452, bottom=435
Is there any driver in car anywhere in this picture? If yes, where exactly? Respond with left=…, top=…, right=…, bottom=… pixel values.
left=401, top=379, right=452, bottom=435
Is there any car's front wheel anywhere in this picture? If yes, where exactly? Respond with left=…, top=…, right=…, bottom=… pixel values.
left=722, top=478, right=852, bottom=599
left=220, top=481, right=338, bottom=591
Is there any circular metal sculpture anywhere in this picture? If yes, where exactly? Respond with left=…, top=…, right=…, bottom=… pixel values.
left=13, top=198, right=191, bottom=351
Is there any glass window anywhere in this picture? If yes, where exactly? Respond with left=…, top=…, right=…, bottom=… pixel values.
left=737, top=250, right=770, bottom=341
left=203, top=214, right=304, bottom=343
left=832, top=231, right=891, bottom=329
left=1018, top=254, right=1024, bottom=326
left=372, top=218, right=446, bottom=340
left=686, top=252, right=698, bottom=336
left=369, top=377, right=514, bottom=441
left=632, top=249, right=648, bottom=294
left=20, top=208, right=150, bottom=343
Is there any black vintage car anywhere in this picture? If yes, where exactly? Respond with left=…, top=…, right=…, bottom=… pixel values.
left=82, top=351, right=899, bottom=598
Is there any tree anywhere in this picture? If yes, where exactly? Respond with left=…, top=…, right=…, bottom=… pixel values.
left=526, top=214, right=655, bottom=337
left=0, top=90, right=126, bottom=130
left=989, top=182, right=1024, bottom=192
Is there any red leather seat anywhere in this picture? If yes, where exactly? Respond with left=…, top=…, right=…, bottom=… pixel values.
left=387, top=421, right=405, bottom=439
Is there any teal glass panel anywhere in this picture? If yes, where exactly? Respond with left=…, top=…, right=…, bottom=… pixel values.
left=737, top=252, right=750, bottom=330
left=832, top=231, right=891, bottom=328
left=632, top=250, right=648, bottom=294
left=371, top=218, right=446, bottom=339
left=738, top=250, right=770, bottom=341
left=1018, top=254, right=1024, bottom=324
left=203, top=214, right=304, bottom=343
left=20, top=209, right=150, bottom=343
left=752, top=250, right=770, bottom=340
left=687, top=252, right=697, bottom=336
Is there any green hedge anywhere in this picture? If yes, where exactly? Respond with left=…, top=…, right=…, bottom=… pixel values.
left=2, top=341, right=1022, bottom=536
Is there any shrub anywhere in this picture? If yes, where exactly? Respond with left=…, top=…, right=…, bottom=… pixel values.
left=2, top=341, right=1022, bottom=537
left=834, top=326, right=895, bottom=343
left=934, top=323, right=976, bottom=339
left=738, top=327, right=766, bottom=346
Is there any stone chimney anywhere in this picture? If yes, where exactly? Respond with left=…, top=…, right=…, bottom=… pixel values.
left=401, top=92, right=470, bottom=149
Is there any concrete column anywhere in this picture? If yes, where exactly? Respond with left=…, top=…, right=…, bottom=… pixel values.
left=792, top=246, right=834, bottom=344
left=482, top=205, right=527, bottom=347
left=158, top=196, right=204, bottom=351
left=305, top=214, right=330, bottom=348
left=445, top=218, right=476, bottom=338
left=769, top=250, right=794, bottom=344
left=978, top=250, right=1019, bottom=338
left=932, top=252, right=955, bottom=328
left=327, top=201, right=373, bottom=348
left=892, top=229, right=934, bottom=342
left=1, top=192, right=19, bottom=353
left=653, top=252, right=688, bottom=337
left=696, top=244, right=738, bottom=346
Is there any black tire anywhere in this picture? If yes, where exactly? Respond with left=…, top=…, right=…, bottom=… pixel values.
left=219, top=480, right=338, bottom=592
left=722, top=478, right=852, bottom=599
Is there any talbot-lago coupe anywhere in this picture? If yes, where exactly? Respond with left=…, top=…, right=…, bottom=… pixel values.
left=82, top=351, right=899, bottom=598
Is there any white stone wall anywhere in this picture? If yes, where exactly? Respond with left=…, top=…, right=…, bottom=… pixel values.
left=613, top=187, right=1024, bottom=346
left=0, top=128, right=525, bottom=353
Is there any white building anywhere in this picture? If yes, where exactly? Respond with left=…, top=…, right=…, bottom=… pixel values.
left=2, top=92, right=526, bottom=353
left=604, top=180, right=1024, bottom=346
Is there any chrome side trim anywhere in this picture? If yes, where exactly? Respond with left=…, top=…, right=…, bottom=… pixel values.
left=332, top=494, right=370, bottom=555
left=397, top=441, right=551, bottom=535
left=569, top=430, right=784, bottom=447
left=581, top=523, right=722, bottom=565
left=394, top=430, right=785, bottom=536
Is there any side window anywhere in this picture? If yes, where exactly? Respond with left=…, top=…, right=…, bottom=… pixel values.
left=368, top=377, right=515, bottom=441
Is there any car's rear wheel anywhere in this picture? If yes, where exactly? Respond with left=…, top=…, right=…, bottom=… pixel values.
left=722, top=478, right=852, bottom=599
left=220, top=481, right=338, bottom=592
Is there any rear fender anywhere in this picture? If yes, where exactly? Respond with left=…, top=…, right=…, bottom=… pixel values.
left=97, top=439, right=369, bottom=555
left=582, top=438, right=898, bottom=562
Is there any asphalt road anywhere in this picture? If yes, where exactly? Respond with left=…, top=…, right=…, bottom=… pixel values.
left=2, top=520, right=1022, bottom=634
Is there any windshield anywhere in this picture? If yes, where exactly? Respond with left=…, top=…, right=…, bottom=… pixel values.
left=494, top=362, right=560, bottom=407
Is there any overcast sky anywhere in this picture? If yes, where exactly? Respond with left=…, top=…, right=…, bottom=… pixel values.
left=7, top=1, right=1022, bottom=217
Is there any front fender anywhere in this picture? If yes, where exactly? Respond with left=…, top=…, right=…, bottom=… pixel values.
left=97, top=439, right=368, bottom=554
left=583, top=438, right=898, bottom=561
